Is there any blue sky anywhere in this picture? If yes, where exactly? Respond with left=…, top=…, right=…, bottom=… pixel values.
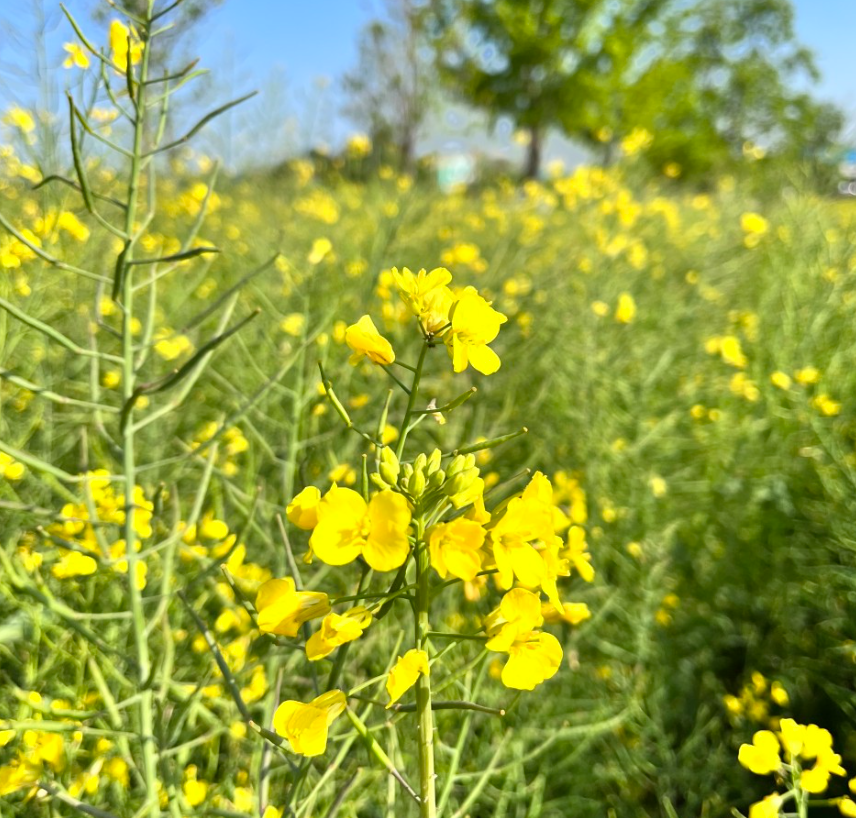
left=1, top=0, right=854, bottom=165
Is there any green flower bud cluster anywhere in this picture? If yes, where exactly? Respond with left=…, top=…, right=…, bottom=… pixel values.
left=370, top=447, right=481, bottom=508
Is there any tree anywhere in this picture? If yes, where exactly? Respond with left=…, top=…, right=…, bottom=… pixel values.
left=622, top=0, right=844, bottom=179
left=425, top=0, right=671, bottom=177
left=342, top=0, right=433, bottom=171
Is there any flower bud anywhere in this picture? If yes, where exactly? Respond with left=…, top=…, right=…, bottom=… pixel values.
left=446, top=454, right=466, bottom=478
left=428, top=468, right=446, bottom=489
left=371, top=473, right=392, bottom=490
left=444, top=467, right=479, bottom=498
left=408, top=468, right=427, bottom=497
left=426, top=448, right=442, bottom=475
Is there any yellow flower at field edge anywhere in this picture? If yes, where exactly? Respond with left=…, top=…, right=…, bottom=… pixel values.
left=273, top=690, right=347, bottom=756
left=386, top=649, right=429, bottom=707
left=446, top=287, right=507, bottom=375
left=345, top=315, right=395, bottom=366
left=306, top=607, right=372, bottom=660
left=254, top=577, right=330, bottom=636
left=310, top=486, right=411, bottom=571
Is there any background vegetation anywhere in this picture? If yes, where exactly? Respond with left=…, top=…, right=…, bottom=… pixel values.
left=1, top=1, right=855, bottom=816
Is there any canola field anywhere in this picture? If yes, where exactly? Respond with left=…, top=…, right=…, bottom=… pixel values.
left=2, top=48, right=856, bottom=817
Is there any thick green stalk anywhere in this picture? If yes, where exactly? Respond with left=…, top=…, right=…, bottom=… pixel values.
left=118, top=9, right=159, bottom=815
left=414, top=517, right=436, bottom=818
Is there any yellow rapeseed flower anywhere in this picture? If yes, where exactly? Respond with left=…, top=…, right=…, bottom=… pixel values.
left=345, top=315, right=395, bottom=366
left=306, top=607, right=372, bottom=661
left=392, top=266, right=454, bottom=333
left=310, top=486, right=411, bottom=571
left=738, top=730, right=781, bottom=775
left=428, top=517, right=485, bottom=581
left=749, top=794, right=782, bottom=818
left=254, top=578, right=330, bottom=637
left=109, top=20, right=143, bottom=72
left=385, top=649, right=429, bottom=707
left=615, top=292, right=636, bottom=324
left=446, top=287, right=507, bottom=375
left=273, top=690, right=347, bottom=756
left=286, top=486, right=321, bottom=530
left=63, top=43, right=90, bottom=69
left=770, top=371, right=791, bottom=390
left=52, top=551, right=97, bottom=579
left=0, top=452, right=25, bottom=480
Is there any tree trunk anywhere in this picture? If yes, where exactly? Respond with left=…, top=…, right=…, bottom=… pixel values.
left=524, top=126, right=542, bottom=179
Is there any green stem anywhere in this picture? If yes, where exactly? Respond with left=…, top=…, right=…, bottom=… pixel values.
left=395, top=339, right=429, bottom=460
left=414, top=518, right=436, bottom=818
left=118, top=7, right=159, bottom=815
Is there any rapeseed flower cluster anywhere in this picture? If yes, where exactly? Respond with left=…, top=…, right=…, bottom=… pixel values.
left=738, top=719, right=854, bottom=817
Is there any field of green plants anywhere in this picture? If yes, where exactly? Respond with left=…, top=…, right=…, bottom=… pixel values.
left=2, top=5, right=856, bottom=818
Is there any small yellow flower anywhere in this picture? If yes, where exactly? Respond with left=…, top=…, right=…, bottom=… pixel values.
left=0, top=452, right=26, bottom=481
left=770, top=681, right=789, bottom=707
left=4, top=107, right=35, bottom=133
left=795, top=367, right=820, bottom=385
left=428, top=518, right=485, bottom=581
left=345, top=315, right=395, bottom=366
left=840, top=797, right=856, bottom=817
left=446, top=287, right=507, bottom=375
left=591, top=300, right=609, bottom=317
left=254, top=578, right=330, bottom=637
left=385, top=649, right=429, bottom=707
left=541, top=601, right=591, bottom=625
left=109, top=20, right=143, bottom=72
left=273, top=689, right=347, bottom=757
left=63, top=42, right=90, bottom=69
left=286, top=486, right=321, bottom=530
left=498, top=631, right=562, bottom=690
left=770, top=371, right=791, bottom=390
left=310, top=486, right=411, bottom=572
left=738, top=730, right=781, bottom=775
left=615, top=292, right=636, bottom=324
left=392, top=266, right=454, bottom=333
left=307, top=237, right=333, bottom=264
left=52, top=551, right=98, bottom=579
left=280, top=313, right=306, bottom=336
left=306, top=607, right=372, bottom=661
left=748, top=794, right=782, bottom=818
